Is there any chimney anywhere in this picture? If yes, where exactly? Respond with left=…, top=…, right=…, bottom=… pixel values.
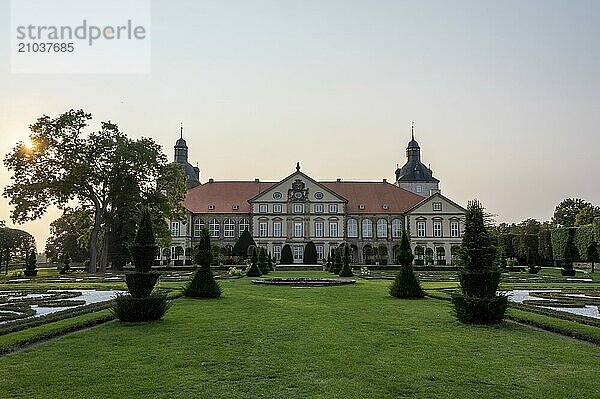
left=208, top=178, right=214, bottom=183
left=382, top=178, right=387, bottom=183
left=254, top=178, right=260, bottom=182
left=336, top=178, right=341, bottom=182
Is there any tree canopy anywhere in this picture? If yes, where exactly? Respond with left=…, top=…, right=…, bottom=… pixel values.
left=552, top=198, right=592, bottom=227
left=0, top=226, right=35, bottom=274
left=45, top=207, right=92, bottom=263
left=3, top=110, right=186, bottom=273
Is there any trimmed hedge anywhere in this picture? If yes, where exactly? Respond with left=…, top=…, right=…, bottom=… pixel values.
left=0, top=309, right=114, bottom=355
left=507, top=308, right=600, bottom=345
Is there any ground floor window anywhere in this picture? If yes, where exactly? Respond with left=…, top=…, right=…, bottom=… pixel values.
left=273, top=245, right=281, bottom=261
left=316, top=245, right=324, bottom=260
left=293, top=245, right=304, bottom=262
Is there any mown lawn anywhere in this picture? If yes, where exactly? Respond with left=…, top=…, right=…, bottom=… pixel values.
left=1, top=273, right=599, bottom=399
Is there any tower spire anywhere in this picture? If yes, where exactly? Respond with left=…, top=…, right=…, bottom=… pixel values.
left=296, top=161, right=301, bottom=172
left=411, top=121, right=415, bottom=141
left=180, top=122, right=183, bottom=139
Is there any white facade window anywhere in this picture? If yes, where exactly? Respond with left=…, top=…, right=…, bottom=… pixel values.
left=392, top=219, right=402, bottom=238
left=171, top=221, right=180, bottom=237
left=315, top=221, right=324, bottom=237
left=314, top=204, right=324, bottom=213
left=224, top=219, right=235, bottom=238
left=416, top=185, right=423, bottom=193
left=362, top=219, right=373, bottom=238
left=329, top=222, right=338, bottom=238
left=193, top=218, right=204, bottom=237
left=433, top=221, right=442, bottom=237
left=209, top=219, right=220, bottom=238
left=450, top=221, right=460, bottom=237
left=293, top=204, right=304, bottom=214
left=239, top=219, right=250, bottom=236
left=259, top=204, right=268, bottom=213
left=259, top=221, right=268, bottom=237
left=377, top=219, right=387, bottom=238
left=329, top=204, right=338, bottom=213
left=293, top=245, right=303, bottom=262
left=433, top=202, right=442, bottom=211
left=347, top=219, right=358, bottom=238
left=294, top=222, right=303, bottom=238
left=417, top=221, right=426, bottom=237
left=273, top=245, right=281, bottom=261
left=273, top=221, right=282, bottom=237
left=273, top=204, right=282, bottom=213
left=316, top=245, right=324, bottom=260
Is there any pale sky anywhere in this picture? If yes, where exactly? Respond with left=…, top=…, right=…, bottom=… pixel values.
left=1, top=0, right=599, bottom=251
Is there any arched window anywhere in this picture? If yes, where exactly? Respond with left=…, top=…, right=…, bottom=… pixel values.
left=347, top=219, right=358, bottom=237
left=377, top=219, right=388, bottom=238
left=391, top=218, right=402, bottom=238
left=224, top=219, right=235, bottom=238
left=362, top=219, right=373, bottom=238
left=209, top=219, right=220, bottom=238
left=193, top=218, right=204, bottom=237
left=239, top=219, right=250, bottom=236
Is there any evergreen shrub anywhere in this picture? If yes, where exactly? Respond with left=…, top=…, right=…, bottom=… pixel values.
left=280, top=244, right=293, bottom=264
left=389, top=231, right=424, bottom=299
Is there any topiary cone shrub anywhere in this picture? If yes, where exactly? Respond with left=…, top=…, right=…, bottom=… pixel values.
left=451, top=200, right=507, bottom=324
left=129, top=209, right=158, bottom=273
left=332, top=248, right=343, bottom=274
left=246, top=248, right=262, bottom=277
left=303, top=241, right=318, bottom=264
left=257, top=247, right=269, bottom=274
left=113, top=209, right=168, bottom=322
left=389, top=230, right=424, bottom=299
left=184, top=228, right=222, bottom=298
left=280, top=244, right=293, bottom=264
left=338, top=243, right=354, bottom=277
left=24, top=248, right=38, bottom=277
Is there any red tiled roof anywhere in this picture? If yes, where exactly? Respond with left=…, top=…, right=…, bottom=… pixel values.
left=184, top=180, right=424, bottom=215
left=183, top=181, right=276, bottom=214
left=321, top=181, right=423, bottom=214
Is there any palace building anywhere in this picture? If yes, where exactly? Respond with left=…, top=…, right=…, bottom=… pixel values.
left=165, top=126, right=465, bottom=265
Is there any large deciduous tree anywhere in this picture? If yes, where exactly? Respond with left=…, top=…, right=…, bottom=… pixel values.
left=552, top=198, right=591, bottom=227
left=45, top=207, right=92, bottom=263
left=3, top=110, right=186, bottom=273
left=0, top=226, right=35, bottom=274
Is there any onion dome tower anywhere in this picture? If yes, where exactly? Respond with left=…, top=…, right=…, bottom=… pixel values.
left=174, top=124, right=200, bottom=188
left=394, top=122, right=439, bottom=197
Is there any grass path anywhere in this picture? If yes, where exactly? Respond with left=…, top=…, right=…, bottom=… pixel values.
left=1, top=274, right=599, bottom=398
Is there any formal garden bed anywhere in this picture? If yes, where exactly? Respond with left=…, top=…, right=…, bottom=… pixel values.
left=251, top=277, right=356, bottom=286
left=0, top=289, right=124, bottom=325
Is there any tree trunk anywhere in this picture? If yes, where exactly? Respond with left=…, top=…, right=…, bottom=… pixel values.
left=88, top=207, right=103, bottom=274
left=99, top=232, right=110, bottom=273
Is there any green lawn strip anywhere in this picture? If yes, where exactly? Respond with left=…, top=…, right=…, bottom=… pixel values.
left=506, top=308, right=600, bottom=345
left=0, top=277, right=599, bottom=398
left=425, top=288, right=600, bottom=344
left=0, top=309, right=114, bottom=355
